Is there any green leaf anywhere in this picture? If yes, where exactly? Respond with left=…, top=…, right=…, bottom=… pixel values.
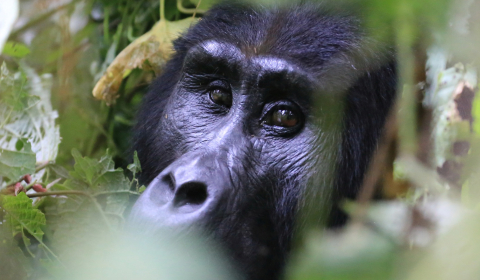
left=287, top=227, right=396, bottom=280
left=71, top=149, right=101, bottom=184
left=0, top=229, right=31, bottom=279
left=95, top=169, right=131, bottom=222
left=44, top=197, right=108, bottom=257
left=2, top=192, right=46, bottom=241
left=48, top=164, right=70, bottom=179
left=127, top=151, right=142, bottom=175
left=2, top=41, right=31, bottom=58
left=0, top=142, right=36, bottom=182
left=473, top=90, right=480, bottom=135
left=70, top=149, right=118, bottom=189
left=95, top=169, right=130, bottom=192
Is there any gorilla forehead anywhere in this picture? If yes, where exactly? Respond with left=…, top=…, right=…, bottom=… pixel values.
left=187, top=40, right=316, bottom=89
left=175, top=3, right=361, bottom=71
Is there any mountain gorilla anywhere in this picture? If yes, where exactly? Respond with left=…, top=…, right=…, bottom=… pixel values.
left=129, top=2, right=396, bottom=280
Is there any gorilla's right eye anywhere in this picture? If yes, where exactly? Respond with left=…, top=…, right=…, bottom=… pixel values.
left=209, top=88, right=232, bottom=108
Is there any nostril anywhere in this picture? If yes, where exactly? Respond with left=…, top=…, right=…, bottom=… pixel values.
left=173, top=182, right=208, bottom=208
left=162, top=173, right=175, bottom=191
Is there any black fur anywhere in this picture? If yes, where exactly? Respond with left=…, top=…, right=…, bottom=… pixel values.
left=130, top=2, right=396, bottom=280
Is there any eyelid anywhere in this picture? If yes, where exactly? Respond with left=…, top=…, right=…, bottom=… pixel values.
left=207, top=80, right=230, bottom=90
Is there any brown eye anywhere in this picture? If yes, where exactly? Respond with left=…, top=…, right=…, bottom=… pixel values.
left=261, top=102, right=303, bottom=134
left=269, top=109, right=299, bottom=127
left=209, top=88, right=232, bottom=107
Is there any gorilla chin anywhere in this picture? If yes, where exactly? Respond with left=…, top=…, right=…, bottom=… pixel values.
left=128, top=2, right=396, bottom=280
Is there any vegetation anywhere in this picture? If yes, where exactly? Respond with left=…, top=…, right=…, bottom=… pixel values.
left=1, top=0, right=480, bottom=279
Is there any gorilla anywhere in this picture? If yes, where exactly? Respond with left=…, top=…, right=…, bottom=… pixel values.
left=129, top=2, right=396, bottom=280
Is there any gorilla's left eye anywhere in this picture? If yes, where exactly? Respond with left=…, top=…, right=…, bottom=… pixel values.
left=209, top=88, right=232, bottom=108
left=270, top=109, right=298, bottom=127
left=262, top=102, right=303, bottom=132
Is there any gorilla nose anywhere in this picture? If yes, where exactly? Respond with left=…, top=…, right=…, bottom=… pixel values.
left=171, top=180, right=208, bottom=209
left=129, top=154, right=229, bottom=228
left=156, top=167, right=213, bottom=213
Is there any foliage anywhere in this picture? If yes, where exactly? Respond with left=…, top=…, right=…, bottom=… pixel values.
left=1, top=0, right=480, bottom=279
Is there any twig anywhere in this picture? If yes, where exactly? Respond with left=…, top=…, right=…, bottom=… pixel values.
left=176, top=0, right=206, bottom=15
left=35, top=161, right=52, bottom=173
left=192, top=0, right=202, bottom=18
left=27, top=190, right=88, bottom=198
left=351, top=107, right=398, bottom=222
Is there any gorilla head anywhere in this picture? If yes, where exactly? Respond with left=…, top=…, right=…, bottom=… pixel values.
left=129, top=2, right=396, bottom=280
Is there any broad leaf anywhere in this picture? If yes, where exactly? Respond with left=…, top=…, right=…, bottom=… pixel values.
left=2, top=41, right=30, bottom=58
left=0, top=142, right=36, bottom=182
left=93, top=17, right=197, bottom=104
left=2, top=192, right=46, bottom=241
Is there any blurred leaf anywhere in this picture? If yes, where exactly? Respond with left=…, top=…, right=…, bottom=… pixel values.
left=472, top=87, right=480, bottom=135
left=2, top=41, right=30, bottom=58
left=406, top=211, right=480, bottom=280
left=425, top=47, right=478, bottom=169
left=0, top=228, right=31, bottom=279
left=0, top=142, right=36, bottom=183
left=44, top=196, right=108, bottom=259
left=0, top=0, right=19, bottom=53
left=1, top=192, right=46, bottom=242
left=45, top=150, right=138, bottom=257
left=287, top=226, right=396, bottom=280
left=50, top=231, right=236, bottom=280
left=93, top=17, right=197, bottom=104
left=48, top=164, right=70, bottom=179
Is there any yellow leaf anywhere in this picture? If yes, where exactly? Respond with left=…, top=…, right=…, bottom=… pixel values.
left=93, top=17, right=197, bottom=105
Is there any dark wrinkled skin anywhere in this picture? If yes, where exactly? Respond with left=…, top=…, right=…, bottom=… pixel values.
left=129, top=3, right=396, bottom=280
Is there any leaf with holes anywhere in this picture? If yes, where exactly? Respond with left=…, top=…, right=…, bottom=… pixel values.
left=127, top=151, right=142, bottom=177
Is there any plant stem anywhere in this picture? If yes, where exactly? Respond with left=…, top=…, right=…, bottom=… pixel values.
left=35, top=161, right=52, bottom=173
left=160, top=0, right=165, bottom=21
left=177, top=0, right=206, bottom=15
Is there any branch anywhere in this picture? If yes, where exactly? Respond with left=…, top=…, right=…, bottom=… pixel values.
left=176, top=0, right=206, bottom=15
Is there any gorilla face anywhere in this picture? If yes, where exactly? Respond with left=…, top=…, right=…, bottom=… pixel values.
left=130, top=3, right=396, bottom=280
